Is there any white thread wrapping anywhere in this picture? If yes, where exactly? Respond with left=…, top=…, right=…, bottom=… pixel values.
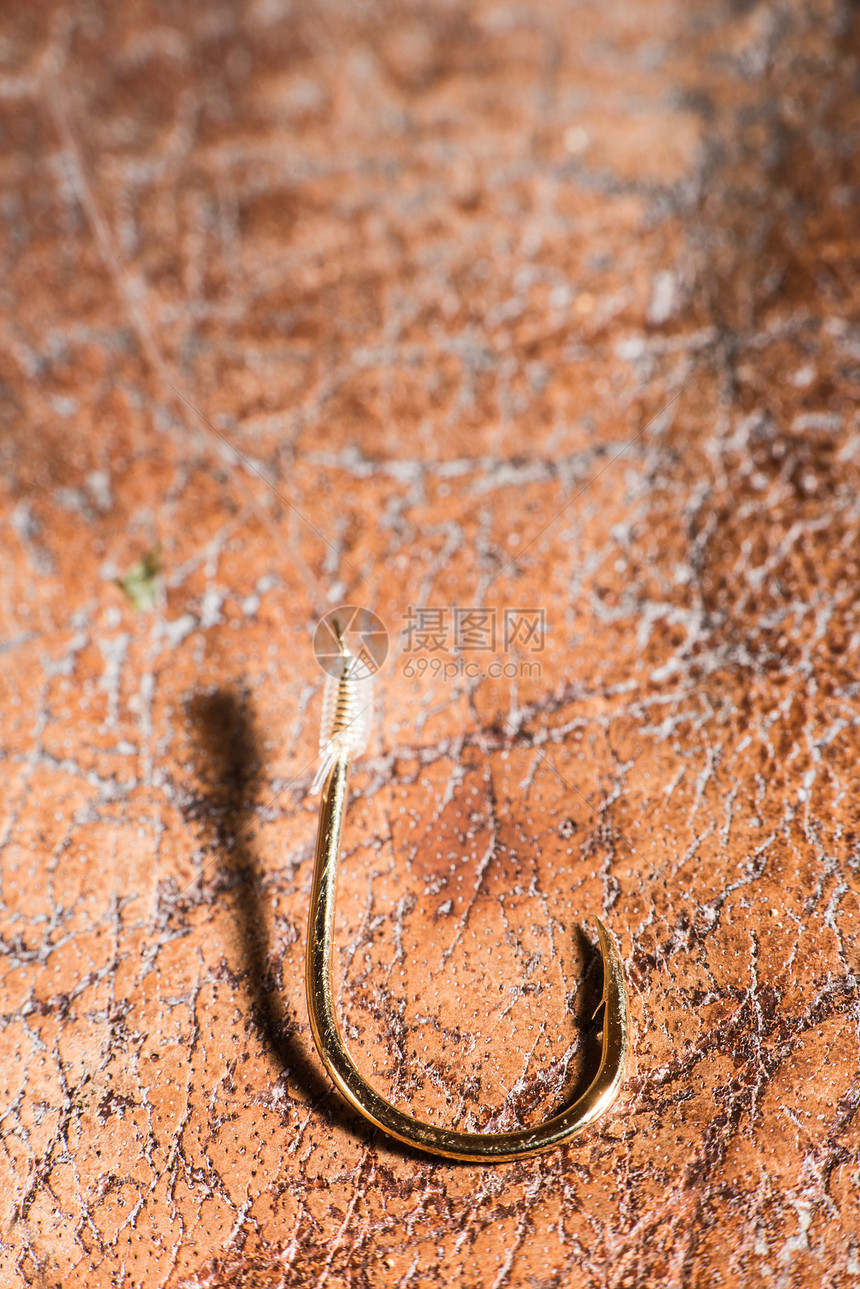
left=309, top=666, right=374, bottom=795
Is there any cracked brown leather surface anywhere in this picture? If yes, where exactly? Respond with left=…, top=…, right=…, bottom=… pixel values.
left=1, top=0, right=859, bottom=1285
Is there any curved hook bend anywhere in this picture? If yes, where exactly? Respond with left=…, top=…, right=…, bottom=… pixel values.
left=306, top=755, right=630, bottom=1162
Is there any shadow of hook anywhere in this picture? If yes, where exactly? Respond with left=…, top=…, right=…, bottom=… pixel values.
left=184, top=688, right=333, bottom=1109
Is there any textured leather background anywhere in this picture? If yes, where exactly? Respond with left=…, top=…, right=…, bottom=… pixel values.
left=1, top=1, right=859, bottom=1285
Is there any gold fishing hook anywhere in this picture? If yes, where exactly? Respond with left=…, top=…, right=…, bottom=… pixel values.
left=305, top=645, right=630, bottom=1162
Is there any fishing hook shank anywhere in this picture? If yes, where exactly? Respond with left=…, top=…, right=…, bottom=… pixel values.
left=305, top=753, right=630, bottom=1162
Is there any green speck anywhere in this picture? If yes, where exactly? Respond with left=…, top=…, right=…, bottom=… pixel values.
left=115, top=545, right=162, bottom=612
